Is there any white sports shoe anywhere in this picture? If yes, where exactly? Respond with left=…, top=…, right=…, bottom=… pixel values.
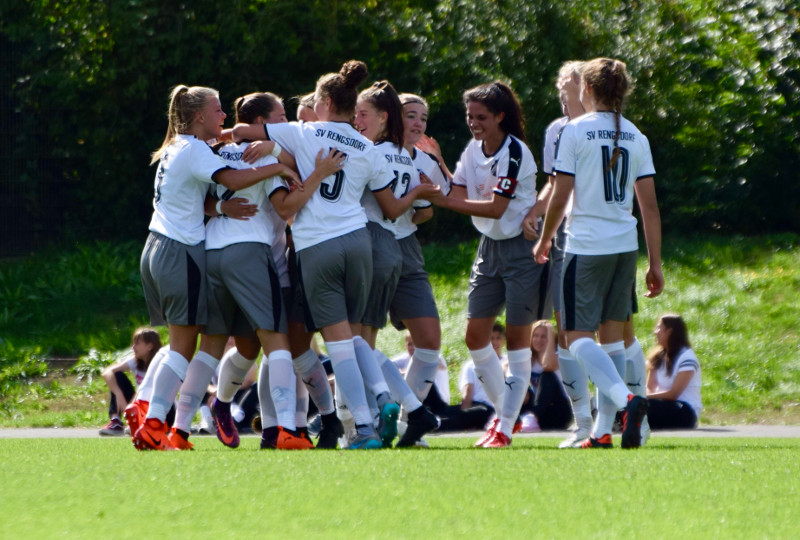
left=559, top=416, right=593, bottom=449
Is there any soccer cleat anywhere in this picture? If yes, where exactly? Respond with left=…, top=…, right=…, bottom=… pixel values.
left=474, top=418, right=499, bottom=448
left=396, top=406, right=439, bottom=448
left=513, top=418, right=523, bottom=434
left=167, top=428, right=194, bottom=451
left=316, top=414, right=345, bottom=450
left=124, top=400, right=149, bottom=445
left=211, top=398, right=240, bottom=449
left=641, top=416, right=652, bottom=446
left=260, top=426, right=279, bottom=450
left=99, top=418, right=124, bottom=436
left=134, top=418, right=173, bottom=451
left=483, top=430, right=512, bottom=448
left=377, top=402, right=400, bottom=448
left=276, top=426, right=315, bottom=450
left=348, top=433, right=383, bottom=450
left=580, top=433, right=613, bottom=448
left=621, top=395, right=649, bottom=449
left=307, top=414, right=322, bottom=438
left=559, top=417, right=593, bottom=449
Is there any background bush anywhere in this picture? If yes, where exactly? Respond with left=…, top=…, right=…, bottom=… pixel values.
left=2, top=0, right=798, bottom=254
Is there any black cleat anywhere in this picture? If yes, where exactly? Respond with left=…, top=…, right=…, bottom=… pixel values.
left=621, top=395, right=648, bottom=449
left=396, top=406, right=438, bottom=448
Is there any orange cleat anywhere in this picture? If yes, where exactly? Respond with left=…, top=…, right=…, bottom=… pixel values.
left=276, top=427, right=314, bottom=450
left=167, top=428, right=194, bottom=451
left=124, top=400, right=149, bottom=443
left=580, top=433, right=613, bottom=449
left=482, top=430, right=512, bottom=448
left=134, top=418, right=173, bottom=451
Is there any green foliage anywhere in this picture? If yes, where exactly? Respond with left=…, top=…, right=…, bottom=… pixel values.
left=0, top=341, right=47, bottom=401
left=2, top=0, right=798, bottom=253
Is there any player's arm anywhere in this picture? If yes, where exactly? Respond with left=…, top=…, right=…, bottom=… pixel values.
left=533, top=172, right=574, bottom=263
left=646, top=367, right=658, bottom=394
left=269, top=149, right=345, bottom=220
left=634, top=176, right=663, bottom=298
left=521, top=179, right=553, bottom=240
left=420, top=181, right=511, bottom=219
left=204, top=193, right=258, bottom=220
left=213, top=163, right=299, bottom=192
left=411, top=206, right=434, bottom=225
left=460, top=383, right=475, bottom=410
left=416, top=135, right=453, bottom=181
left=239, top=140, right=297, bottom=170
left=373, top=183, right=440, bottom=221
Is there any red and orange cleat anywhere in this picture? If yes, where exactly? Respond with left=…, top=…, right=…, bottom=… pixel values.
left=580, top=433, right=613, bottom=449
left=482, top=430, right=512, bottom=448
left=124, top=400, right=149, bottom=448
left=134, top=418, right=173, bottom=451
left=167, top=428, right=194, bottom=451
left=276, top=427, right=314, bottom=450
left=474, top=418, right=499, bottom=447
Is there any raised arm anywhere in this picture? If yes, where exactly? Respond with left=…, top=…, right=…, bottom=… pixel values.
left=213, top=163, right=299, bottom=193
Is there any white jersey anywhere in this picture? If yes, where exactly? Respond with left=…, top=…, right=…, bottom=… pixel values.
left=148, top=134, right=228, bottom=246
left=553, top=112, right=656, bottom=255
left=459, top=360, right=490, bottom=407
left=361, top=142, right=423, bottom=240
left=543, top=116, right=569, bottom=176
left=265, top=121, right=394, bottom=251
left=204, top=142, right=284, bottom=250
left=653, top=347, right=702, bottom=414
left=451, top=134, right=538, bottom=240
left=412, top=148, right=450, bottom=194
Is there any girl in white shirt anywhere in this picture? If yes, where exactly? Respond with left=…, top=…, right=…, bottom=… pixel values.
left=647, top=314, right=701, bottom=429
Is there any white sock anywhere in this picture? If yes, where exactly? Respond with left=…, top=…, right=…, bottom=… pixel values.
left=295, top=375, right=308, bottom=428
left=376, top=349, right=422, bottom=413
left=570, top=338, right=629, bottom=410
left=625, top=339, right=647, bottom=397
left=499, top=348, right=531, bottom=437
left=469, top=343, right=505, bottom=410
left=405, top=347, right=440, bottom=402
left=137, top=347, right=168, bottom=403
left=352, top=336, right=391, bottom=398
left=217, top=348, right=253, bottom=403
left=293, top=349, right=335, bottom=415
left=257, top=357, right=278, bottom=429
left=174, top=351, right=219, bottom=433
left=557, top=346, right=592, bottom=422
left=147, top=349, right=188, bottom=422
left=326, top=339, right=372, bottom=427
left=269, top=349, right=296, bottom=430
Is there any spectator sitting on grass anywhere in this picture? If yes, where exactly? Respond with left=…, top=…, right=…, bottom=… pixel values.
left=99, top=328, right=162, bottom=436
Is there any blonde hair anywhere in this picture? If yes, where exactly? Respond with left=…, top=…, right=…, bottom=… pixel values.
left=150, top=85, right=219, bottom=164
left=557, top=60, right=585, bottom=85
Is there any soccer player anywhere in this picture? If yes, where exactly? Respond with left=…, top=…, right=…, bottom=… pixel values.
left=134, top=85, right=299, bottom=451
left=420, top=81, right=549, bottom=448
left=533, top=57, right=663, bottom=449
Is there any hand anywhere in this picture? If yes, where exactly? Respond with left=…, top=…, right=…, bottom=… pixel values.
left=522, top=215, right=540, bottom=241
left=532, top=238, right=551, bottom=264
left=416, top=134, right=443, bottom=161
left=419, top=172, right=434, bottom=185
left=221, top=197, right=258, bottom=220
left=314, top=148, right=347, bottom=177
left=278, top=165, right=302, bottom=190
left=412, top=183, right=442, bottom=202
left=644, top=265, right=664, bottom=298
left=242, top=141, right=273, bottom=164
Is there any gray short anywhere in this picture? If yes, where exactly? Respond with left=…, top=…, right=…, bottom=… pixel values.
left=389, top=234, right=439, bottom=330
left=297, top=228, right=372, bottom=331
left=550, top=219, right=567, bottom=313
left=361, top=222, right=402, bottom=329
left=205, top=242, right=287, bottom=336
left=284, top=243, right=306, bottom=326
left=140, top=232, right=207, bottom=327
left=467, top=233, right=550, bottom=327
left=561, top=250, right=638, bottom=332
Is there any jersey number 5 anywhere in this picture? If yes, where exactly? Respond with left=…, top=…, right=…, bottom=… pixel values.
left=601, top=145, right=630, bottom=204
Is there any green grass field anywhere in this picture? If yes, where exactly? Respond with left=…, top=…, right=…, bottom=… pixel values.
left=1, top=436, right=799, bottom=539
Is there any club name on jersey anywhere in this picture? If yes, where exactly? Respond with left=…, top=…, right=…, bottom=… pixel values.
left=384, top=153, right=413, bottom=166
left=218, top=150, right=244, bottom=161
left=586, top=130, right=635, bottom=142
left=315, top=129, right=367, bottom=152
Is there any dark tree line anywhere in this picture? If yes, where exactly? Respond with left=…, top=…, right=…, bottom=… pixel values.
left=2, top=0, right=798, bottom=255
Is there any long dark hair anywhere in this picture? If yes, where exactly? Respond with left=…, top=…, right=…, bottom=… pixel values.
left=233, top=92, right=282, bottom=124
left=359, top=80, right=404, bottom=147
left=463, top=81, right=526, bottom=143
left=648, top=314, right=691, bottom=376
left=132, top=327, right=162, bottom=372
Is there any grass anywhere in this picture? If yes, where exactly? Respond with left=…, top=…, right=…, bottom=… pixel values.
left=1, top=436, right=799, bottom=538
left=1, top=233, right=800, bottom=427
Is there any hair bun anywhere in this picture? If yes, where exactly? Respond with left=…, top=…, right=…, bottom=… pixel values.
left=340, top=60, right=368, bottom=89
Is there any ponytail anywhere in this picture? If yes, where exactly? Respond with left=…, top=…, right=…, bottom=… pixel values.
left=315, top=60, right=368, bottom=117
left=463, top=81, right=527, bottom=143
left=582, top=58, right=631, bottom=172
left=151, top=85, right=218, bottom=164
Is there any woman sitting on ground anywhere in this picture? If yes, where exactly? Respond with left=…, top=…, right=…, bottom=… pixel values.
left=646, top=313, right=702, bottom=429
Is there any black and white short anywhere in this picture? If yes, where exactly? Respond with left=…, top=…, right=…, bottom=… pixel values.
left=361, top=222, right=402, bottom=329
left=467, top=233, right=550, bottom=327
left=140, top=232, right=207, bottom=327
left=205, top=242, right=286, bottom=336
left=561, top=250, right=637, bottom=332
left=297, top=228, right=372, bottom=331
left=389, top=234, right=439, bottom=330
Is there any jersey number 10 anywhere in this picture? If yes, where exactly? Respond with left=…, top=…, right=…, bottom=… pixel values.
left=601, top=145, right=630, bottom=204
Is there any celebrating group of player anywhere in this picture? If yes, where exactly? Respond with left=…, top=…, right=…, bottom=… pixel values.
left=125, top=55, right=662, bottom=452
